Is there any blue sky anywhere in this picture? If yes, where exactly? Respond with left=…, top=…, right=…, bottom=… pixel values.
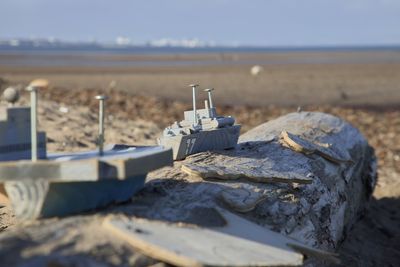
left=0, top=0, right=399, bottom=46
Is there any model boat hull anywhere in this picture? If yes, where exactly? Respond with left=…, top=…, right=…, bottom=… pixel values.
left=5, top=176, right=146, bottom=219
left=159, top=125, right=241, bottom=160
left=0, top=145, right=173, bottom=220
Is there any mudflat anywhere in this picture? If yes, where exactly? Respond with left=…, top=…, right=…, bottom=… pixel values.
left=1, top=50, right=400, bottom=107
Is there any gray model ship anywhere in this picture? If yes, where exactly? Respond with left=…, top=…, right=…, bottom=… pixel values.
left=158, top=84, right=241, bottom=160
left=0, top=80, right=173, bottom=220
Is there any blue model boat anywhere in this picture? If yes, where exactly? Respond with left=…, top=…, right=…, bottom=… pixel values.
left=0, top=81, right=173, bottom=220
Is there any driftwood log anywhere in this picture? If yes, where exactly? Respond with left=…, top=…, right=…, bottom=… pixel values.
left=0, top=111, right=376, bottom=266
left=148, top=111, right=377, bottom=250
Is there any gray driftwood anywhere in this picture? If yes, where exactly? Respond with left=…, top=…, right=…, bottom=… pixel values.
left=0, top=111, right=376, bottom=267
left=173, top=111, right=376, bottom=249
left=103, top=208, right=338, bottom=267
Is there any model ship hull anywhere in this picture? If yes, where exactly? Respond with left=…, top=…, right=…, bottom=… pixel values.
left=5, top=177, right=146, bottom=219
left=0, top=145, right=173, bottom=220
left=159, top=125, right=241, bottom=160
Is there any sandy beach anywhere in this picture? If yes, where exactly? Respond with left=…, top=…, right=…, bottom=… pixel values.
left=0, top=50, right=399, bottom=266
left=1, top=50, right=400, bottom=107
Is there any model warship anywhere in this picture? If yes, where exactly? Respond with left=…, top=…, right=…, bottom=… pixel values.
left=0, top=80, right=173, bottom=220
left=158, top=84, right=241, bottom=160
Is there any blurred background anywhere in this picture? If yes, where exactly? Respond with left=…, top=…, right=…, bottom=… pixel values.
left=1, top=0, right=400, bottom=106
left=0, top=1, right=399, bottom=265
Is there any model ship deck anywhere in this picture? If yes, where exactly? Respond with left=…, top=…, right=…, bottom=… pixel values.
left=0, top=82, right=174, bottom=220
left=0, top=145, right=172, bottom=181
left=158, top=85, right=241, bottom=160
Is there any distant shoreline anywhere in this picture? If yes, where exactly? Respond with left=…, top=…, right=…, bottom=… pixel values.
left=1, top=49, right=400, bottom=68
left=1, top=50, right=400, bottom=108
left=1, top=44, right=400, bottom=55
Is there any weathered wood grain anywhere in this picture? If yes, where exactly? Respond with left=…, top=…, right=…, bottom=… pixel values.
left=218, top=187, right=267, bottom=212
left=280, top=130, right=352, bottom=164
left=103, top=208, right=339, bottom=266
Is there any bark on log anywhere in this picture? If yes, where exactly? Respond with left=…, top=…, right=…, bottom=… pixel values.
left=150, top=111, right=377, bottom=250
left=0, top=111, right=377, bottom=266
left=239, top=111, right=377, bottom=248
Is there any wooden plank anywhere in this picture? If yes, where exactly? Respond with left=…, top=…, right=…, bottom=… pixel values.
left=103, top=210, right=307, bottom=267
left=216, top=208, right=340, bottom=264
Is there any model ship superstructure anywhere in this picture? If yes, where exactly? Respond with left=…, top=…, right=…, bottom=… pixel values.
left=0, top=80, right=173, bottom=220
left=159, top=84, right=241, bottom=160
left=0, top=106, right=46, bottom=161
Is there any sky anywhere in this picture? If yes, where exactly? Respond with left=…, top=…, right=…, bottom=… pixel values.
left=0, top=0, right=399, bottom=46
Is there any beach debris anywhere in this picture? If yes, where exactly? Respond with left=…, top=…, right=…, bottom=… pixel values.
left=280, top=130, right=352, bottom=164
left=58, top=106, right=69, bottom=113
left=250, top=65, right=263, bottom=76
left=158, top=84, right=241, bottom=160
left=2, top=87, right=19, bottom=106
left=108, top=80, right=117, bottom=89
left=102, top=208, right=339, bottom=267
